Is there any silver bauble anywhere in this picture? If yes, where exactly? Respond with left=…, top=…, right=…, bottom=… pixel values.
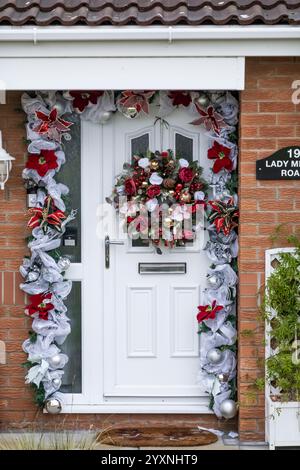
left=207, top=274, right=221, bottom=289
left=44, top=398, right=62, bottom=415
left=27, top=271, right=40, bottom=282
left=57, top=256, right=71, bottom=272
left=99, top=111, right=112, bottom=124
left=52, top=378, right=62, bottom=388
left=122, top=106, right=138, bottom=119
left=196, top=94, right=210, bottom=108
left=48, top=354, right=62, bottom=368
left=219, top=399, right=237, bottom=419
left=206, top=348, right=223, bottom=365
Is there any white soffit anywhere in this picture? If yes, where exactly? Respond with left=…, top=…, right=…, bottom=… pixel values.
left=0, top=57, right=245, bottom=90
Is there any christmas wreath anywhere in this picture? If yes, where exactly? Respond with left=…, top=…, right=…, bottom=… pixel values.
left=108, top=150, right=208, bottom=253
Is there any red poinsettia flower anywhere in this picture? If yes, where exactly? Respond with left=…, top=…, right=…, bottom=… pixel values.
left=26, top=149, right=58, bottom=177
left=208, top=141, right=233, bottom=173
left=25, top=293, right=54, bottom=320
left=190, top=104, right=227, bottom=134
left=168, top=91, right=192, bottom=107
left=28, top=196, right=66, bottom=231
left=69, top=91, right=103, bottom=112
left=118, top=90, right=155, bottom=114
left=34, top=108, right=73, bottom=143
left=196, top=300, right=224, bottom=323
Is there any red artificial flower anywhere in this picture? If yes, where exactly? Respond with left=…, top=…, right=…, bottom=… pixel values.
left=124, top=178, right=137, bottom=196
left=34, top=108, right=73, bottom=143
left=208, top=141, right=233, bottom=173
left=25, top=293, right=54, bottom=320
left=26, top=149, right=58, bottom=177
left=147, top=185, right=161, bottom=199
left=161, top=151, right=169, bottom=158
left=69, top=91, right=103, bottom=112
left=179, top=167, right=194, bottom=183
left=28, top=196, right=66, bottom=231
left=196, top=300, right=223, bottom=323
left=168, top=91, right=192, bottom=107
left=190, top=104, right=227, bottom=135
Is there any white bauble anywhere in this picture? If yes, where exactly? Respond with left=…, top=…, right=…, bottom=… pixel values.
left=48, top=354, right=62, bottom=368
left=99, top=111, right=112, bottom=124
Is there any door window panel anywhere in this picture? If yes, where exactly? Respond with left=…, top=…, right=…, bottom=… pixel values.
left=131, top=133, right=150, bottom=247
left=175, top=133, right=193, bottom=163
left=131, top=134, right=149, bottom=160
left=60, top=281, right=82, bottom=394
left=56, top=113, right=81, bottom=263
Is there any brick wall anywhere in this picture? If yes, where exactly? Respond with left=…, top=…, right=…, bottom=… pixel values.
left=238, top=57, right=300, bottom=442
left=0, top=59, right=299, bottom=440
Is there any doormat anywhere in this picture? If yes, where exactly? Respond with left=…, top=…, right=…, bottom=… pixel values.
left=98, top=426, right=219, bottom=447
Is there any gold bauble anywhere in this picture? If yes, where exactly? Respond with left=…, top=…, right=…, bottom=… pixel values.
left=180, top=191, right=191, bottom=203
left=141, top=181, right=148, bottom=188
left=150, top=160, right=159, bottom=170
left=163, top=217, right=173, bottom=226
left=163, top=178, right=176, bottom=189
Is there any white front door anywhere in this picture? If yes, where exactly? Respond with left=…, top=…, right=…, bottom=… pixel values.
left=101, top=104, right=211, bottom=406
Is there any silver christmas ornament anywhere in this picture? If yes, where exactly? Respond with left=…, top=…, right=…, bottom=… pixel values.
left=219, top=399, right=237, bottom=419
left=207, top=274, right=222, bottom=289
left=57, top=256, right=71, bottom=272
left=52, top=378, right=62, bottom=388
left=99, top=111, right=112, bottom=124
left=27, top=271, right=40, bottom=282
left=196, top=93, right=210, bottom=108
left=44, top=398, right=62, bottom=415
left=48, top=354, right=62, bottom=368
left=206, top=348, right=223, bottom=365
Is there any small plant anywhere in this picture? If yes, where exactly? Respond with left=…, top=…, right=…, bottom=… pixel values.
left=262, top=238, right=300, bottom=401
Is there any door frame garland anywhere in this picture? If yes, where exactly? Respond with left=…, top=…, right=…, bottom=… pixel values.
left=20, top=90, right=238, bottom=418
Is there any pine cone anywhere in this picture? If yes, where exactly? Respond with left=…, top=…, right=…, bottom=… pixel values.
left=163, top=178, right=176, bottom=189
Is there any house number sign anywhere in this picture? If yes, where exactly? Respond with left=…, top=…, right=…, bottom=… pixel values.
left=256, top=146, right=300, bottom=180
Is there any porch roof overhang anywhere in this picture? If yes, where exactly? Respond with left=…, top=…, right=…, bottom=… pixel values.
left=0, top=25, right=300, bottom=91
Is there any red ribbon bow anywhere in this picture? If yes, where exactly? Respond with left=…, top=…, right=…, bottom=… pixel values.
left=28, top=196, right=66, bottom=231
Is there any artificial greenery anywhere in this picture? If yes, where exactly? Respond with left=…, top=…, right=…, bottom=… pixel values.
left=262, top=239, right=300, bottom=401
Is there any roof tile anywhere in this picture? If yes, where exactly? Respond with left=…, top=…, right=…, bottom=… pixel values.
left=0, top=1, right=299, bottom=25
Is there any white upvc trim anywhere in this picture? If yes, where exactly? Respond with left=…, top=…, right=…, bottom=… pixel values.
left=0, top=25, right=300, bottom=42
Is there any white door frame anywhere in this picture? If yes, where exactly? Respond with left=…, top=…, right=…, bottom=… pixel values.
left=62, top=119, right=212, bottom=414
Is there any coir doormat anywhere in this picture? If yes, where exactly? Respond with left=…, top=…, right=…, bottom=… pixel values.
left=98, top=426, right=218, bottom=447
